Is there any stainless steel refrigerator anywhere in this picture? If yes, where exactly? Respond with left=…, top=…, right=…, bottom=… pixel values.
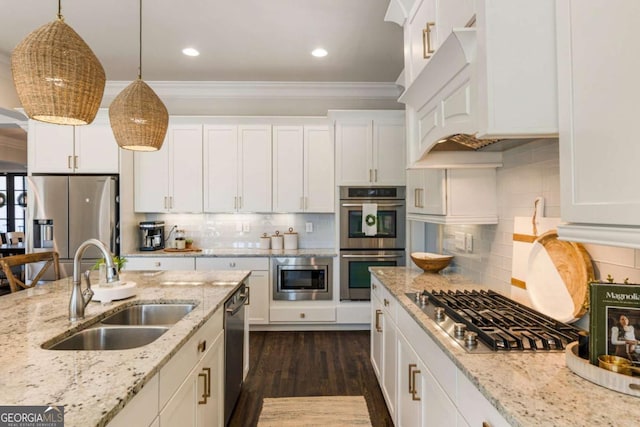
left=27, top=175, right=119, bottom=279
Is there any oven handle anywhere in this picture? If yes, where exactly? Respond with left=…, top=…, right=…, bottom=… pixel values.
left=341, top=254, right=404, bottom=259
left=341, top=203, right=405, bottom=208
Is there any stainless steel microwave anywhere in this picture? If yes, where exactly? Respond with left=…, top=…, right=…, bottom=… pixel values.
left=272, top=257, right=333, bottom=301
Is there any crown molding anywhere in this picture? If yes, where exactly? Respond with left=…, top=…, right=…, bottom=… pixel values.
left=104, top=81, right=403, bottom=101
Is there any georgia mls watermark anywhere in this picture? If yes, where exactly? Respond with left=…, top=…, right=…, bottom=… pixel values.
left=0, top=406, right=64, bottom=427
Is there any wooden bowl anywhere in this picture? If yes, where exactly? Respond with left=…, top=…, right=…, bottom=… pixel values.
left=410, top=252, right=453, bottom=273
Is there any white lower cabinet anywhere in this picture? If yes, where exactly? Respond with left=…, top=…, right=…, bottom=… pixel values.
left=123, top=257, right=196, bottom=271
left=160, top=308, right=225, bottom=427
left=195, top=257, right=269, bottom=325
left=371, top=276, right=509, bottom=427
left=108, top=374, right=159, bottom=427
left=371, top=280, right=397, bottom=421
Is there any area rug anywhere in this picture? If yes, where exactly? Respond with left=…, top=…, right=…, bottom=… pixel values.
left=257, top=396, right=372, bottom=426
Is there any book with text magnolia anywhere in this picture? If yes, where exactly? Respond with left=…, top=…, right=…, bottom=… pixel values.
left=589, top=282, right=640, bottom=366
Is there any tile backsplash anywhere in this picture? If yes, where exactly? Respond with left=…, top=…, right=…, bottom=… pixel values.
left=423, top=138, right=640, bottom=310
left=142, top=213, right=335, bottom=249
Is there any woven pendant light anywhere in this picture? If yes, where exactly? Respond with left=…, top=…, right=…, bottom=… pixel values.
left=11, top=2, right=105, bottom=125
left=109, top=0, right=168, bottom=151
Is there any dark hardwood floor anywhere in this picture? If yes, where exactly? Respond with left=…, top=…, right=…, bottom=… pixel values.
left=228, top=330, right=393, bottom=427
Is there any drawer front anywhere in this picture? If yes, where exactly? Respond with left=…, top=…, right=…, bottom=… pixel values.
left=380, top=286, right=398, bottom=323
left=270, top=305, right=336, bottom=323
left=195, top=257, right=269, bottom=271
left=125, top=257, right=195, bottom=271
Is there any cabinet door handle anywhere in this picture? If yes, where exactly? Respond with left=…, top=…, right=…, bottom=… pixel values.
left=374, top=169, right=378, bottom=182
left=238, top=196, right=242, bottom=209
left=419, top=188, right=424, bottom=208
left=375, top=309, right=383, bottom=332
left=300, top=196, right=304, bottom=210
left=234, top=196, right=237, bottom=210
left=409, top=363, right=421, bottom=400
left=414, top=188, right=419, bottom=208
left=67, top=155, right=72, bottom=170
left=369, top=169, right=373, bottom=182
left=244, top=286, right=250, bottom=306
left=304, top=196, right=308, bottom=210
left=423, top=22, right=436, bottom=58
left=74, top=155, right=78, bottom=169
left=198, top=372, right=208, bottom=404
left=203, top=367, right=211, bottom=398
left=170, top=196, right=173, bottom=209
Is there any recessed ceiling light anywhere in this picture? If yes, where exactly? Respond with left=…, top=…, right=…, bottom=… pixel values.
left=311, top=48, right=328, bottom=58
left=182, top=47, right=200, bottom=57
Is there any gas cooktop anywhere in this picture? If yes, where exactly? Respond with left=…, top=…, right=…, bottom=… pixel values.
left=407, top=289, right=581, bottom=353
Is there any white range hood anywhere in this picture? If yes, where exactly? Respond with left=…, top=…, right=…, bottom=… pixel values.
left=400, top=1, right=559, bottom=167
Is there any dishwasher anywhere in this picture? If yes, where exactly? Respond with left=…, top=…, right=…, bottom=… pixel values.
left=224, top=282, right=248, bottom=425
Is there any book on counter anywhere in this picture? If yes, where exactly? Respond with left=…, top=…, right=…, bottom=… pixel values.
left=589, top=282, right=640, bottom=366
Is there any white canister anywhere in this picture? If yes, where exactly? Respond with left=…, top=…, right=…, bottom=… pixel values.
left=284, top=227, right=298, bottom=250
left=259, top=233, right=271, bottom=249
left=271, top=231, right=284, bottom=250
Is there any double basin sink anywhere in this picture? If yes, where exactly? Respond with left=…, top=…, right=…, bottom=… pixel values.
left=43, top=303, right=197, bottom=351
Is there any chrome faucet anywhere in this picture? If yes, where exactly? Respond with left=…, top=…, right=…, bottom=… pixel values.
left=69, top=238, right=119, bottom=321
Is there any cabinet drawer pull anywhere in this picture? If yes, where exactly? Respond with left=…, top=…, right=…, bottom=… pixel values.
left=372, top=283, right=377, bottom=290
left=423, top=22, right=436, bottom=58
left=198, top=372, right=208, bottom=404
left=375, top=309, right=383, bottom=333
left=154, top=261, right=161, bottom=267
left=197, top=339, right=207, bottom=353
left=229, top=262, right=236, bottom=268
left=384, top=298, right=389, bottom=307
left=300, top=312, right=306, bottom=319
left=482, top=423, right=491, bottom=427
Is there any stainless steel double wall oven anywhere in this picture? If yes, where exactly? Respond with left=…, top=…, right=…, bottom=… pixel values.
left=339, top=186, right=406, bottom=300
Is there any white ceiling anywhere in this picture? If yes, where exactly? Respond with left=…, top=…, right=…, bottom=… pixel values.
left=0, top=0, right=404, bottom=83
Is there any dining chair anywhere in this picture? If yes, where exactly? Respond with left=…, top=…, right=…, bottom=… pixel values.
left=6, top=231, right=25, bottom=244
left=0, top=251, right=60, bottom=293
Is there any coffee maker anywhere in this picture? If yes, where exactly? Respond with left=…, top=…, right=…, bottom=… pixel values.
left=139, top=221, right=165, bottom=251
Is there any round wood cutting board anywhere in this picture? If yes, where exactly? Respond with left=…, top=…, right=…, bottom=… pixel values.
left=526, top=230, right=594, bottom=323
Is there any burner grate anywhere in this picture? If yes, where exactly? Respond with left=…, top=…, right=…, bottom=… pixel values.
left=407, top=289, right=581, bottom=353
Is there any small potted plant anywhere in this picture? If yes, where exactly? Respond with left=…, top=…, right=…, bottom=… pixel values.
left=93, top=255, right=127, bottom=273
left=185, top=239, right=194, bottom=249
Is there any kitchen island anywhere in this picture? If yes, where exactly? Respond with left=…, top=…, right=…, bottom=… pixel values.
left=371, top=266, right=640, bottom=427
left=0, top=269, right=250, bottom=427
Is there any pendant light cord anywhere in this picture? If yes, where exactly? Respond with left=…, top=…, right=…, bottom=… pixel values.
left=57, top=0, right=62, bottom=19
left=138, top=0, right=143, bottom=79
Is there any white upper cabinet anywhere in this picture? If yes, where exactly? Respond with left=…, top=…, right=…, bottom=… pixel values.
left=404, top=0, right=475, bottom=85
left=134, top=124, right=203, bottom=213
left=204, top=124, right=272, bottom=213
left=399, top=0, right=558, bottom=165
left=333, top=111, right=405, bottom=186
left=28, top=112, right=119, bottom=174
left=556, top=1, right=640, bottom=248
left=273, top=125, right=334, bottom=212
left=407, top=168, right=497, bottom=224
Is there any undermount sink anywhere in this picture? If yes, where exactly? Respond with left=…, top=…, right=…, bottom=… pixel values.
left=101, top=303, right=197, bottom=326
left=43, top=302, right=197, bottom=351
left=44, top=326, right=169, bottom=351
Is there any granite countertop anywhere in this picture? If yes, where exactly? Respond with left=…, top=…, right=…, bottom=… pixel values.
left=370, top=266, right=639, bottom=427
left=0, top=270, right=250, bottom=427
left=125, top=248, right=337, bottom=258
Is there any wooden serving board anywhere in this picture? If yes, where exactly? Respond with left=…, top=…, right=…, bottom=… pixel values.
left=526, top=231, right=593, bottom=322
left=163, top=247, right=202, bottom=253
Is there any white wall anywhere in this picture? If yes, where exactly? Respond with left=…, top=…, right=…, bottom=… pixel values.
left=426, top=138, right=640, bottom=302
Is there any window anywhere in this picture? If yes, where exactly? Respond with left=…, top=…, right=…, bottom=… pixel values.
left=0, top=174, right=27, bottom=235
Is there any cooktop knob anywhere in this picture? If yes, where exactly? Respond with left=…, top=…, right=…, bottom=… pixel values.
left=454, top=323, right=467, bottom=339
left=464, top=331, right=478, bottom=348
left=434, top=307, right=445, bottom=322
